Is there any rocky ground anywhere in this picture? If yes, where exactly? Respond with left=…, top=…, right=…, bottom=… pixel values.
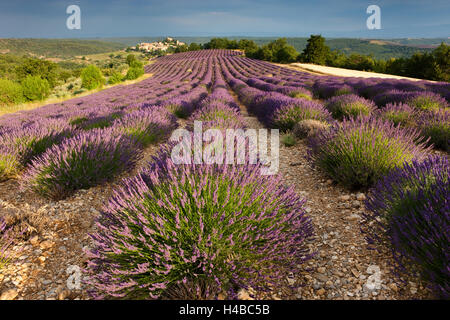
left=0, top=97, right=433, bottom=301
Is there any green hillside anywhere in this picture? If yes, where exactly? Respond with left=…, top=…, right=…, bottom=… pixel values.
left=0, top=39, right=125, bottom=58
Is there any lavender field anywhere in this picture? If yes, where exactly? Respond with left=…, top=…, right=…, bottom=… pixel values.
left=0, top=49, right=448, bottom=300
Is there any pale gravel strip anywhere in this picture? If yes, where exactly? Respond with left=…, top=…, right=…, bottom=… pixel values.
left=288, top=63, right=432, bottom=82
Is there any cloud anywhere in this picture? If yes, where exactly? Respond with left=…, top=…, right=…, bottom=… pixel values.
left=0, top=0, right=448, bottom=38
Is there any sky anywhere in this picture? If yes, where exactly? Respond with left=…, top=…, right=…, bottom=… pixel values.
left=0, top=0, right=449, bottom=38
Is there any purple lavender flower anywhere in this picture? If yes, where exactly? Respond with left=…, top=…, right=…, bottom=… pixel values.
left=307, top=116, right=431, bottom=189
left=84, top=144, right=314, bottom=299
left=374, top=103, right=417, bottom=127
left=325, top=94, right=376, bottom=120
left=22, top=128, right=141, bottom=199
left=0, top=119, right=71, bottom=181
left=364, top=155, right=449, bottom=298
left=417, top=109, right=450, bottom=152
left=113, top=107, right=178, bottom=147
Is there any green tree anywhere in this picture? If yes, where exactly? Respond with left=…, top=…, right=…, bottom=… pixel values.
left=126, top=54, right=137, bottom=66
left=21, top=75, right=50, bottom=101
left=326, top=50, right=347, bottom=67
left=129, top=60, right=144, bottom=69
left=125, top=67, right=144, bottom=80
left=204, top=38, right=239, bottom=49
left=254, top=46, right=274, bottom=61
left=301, top=35, right=330, bottom=65
left=174, top=44, right=189, bottom=53
left=0, top=78, right=24, bottom=105
left=188, top=43, right=202, bottom=51
left=58, top=70, right=72, bottom=83
left=81, top=65, right=105, bottom=90
left=269, top=38, right=298, bottom=63
left=15, top=58, right=59, bottom=88
left=108, top=71, right=123, bottom=84
left=432, top=43, right=450, bottom=81
left=238, top=39, right=259, bottom=56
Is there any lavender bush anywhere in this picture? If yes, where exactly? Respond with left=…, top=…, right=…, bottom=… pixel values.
left=308, top=116, right=431, bottom=189
left=85, top=146, right=314, bottom=299
left=0, top=120, right=70, bottom=181
left=22, top=128, right=141, bottom=199
left=417, top=109, right=450, bottom=152
left=282, top=87, right=313, bottom=100
left=313, top=82, right=354, bottom=99
left=374, top=90, right=448, bottom=110
left=113, top=107, right=178, bottom=147
left=364, top=156, right=449, bottom=298
left=325, top=94, right=376, bottom=120
left=374, top=103, right=416, bottom=127
left=272, top=101, right=331, bottom=131
left=405, top=91, right=448, bottom=111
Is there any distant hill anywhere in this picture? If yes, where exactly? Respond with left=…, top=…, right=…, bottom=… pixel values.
left=102, top=37, right=449, bottom=60
left=1, top=37, right=447, bottom=60
left=0, top=39, right=125, bottom=58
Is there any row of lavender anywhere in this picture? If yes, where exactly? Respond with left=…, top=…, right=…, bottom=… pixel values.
left=0, top=51, right=221, bottom=187
left=222, top=55, right=449, bottom=152
left=214, top=52, right=448, bottom=298
left=84, top=57, right=314, bottom=299
left=0, top=49, right=447, bottom=298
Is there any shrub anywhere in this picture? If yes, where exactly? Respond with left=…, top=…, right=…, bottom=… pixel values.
left=375, top=103, right=416, bottom=127
left=14, top=57, right=58, bottom=88
left=373, top=89, right=406, bottom=107
left=125, top=67, right=145, bottom=80
left=313, top=82, right=354, bottom=99
left=0, top=79, right=24, bottom=106
left=325, top=94, right=376, bottom=120
left=113, top=107, right=178, bottom=147
left=286, top=87, right=313, bottom=100
left=81, top=65, right=105, bottom=90
left=374, top=90, right=448, bottom=110
left=161, top=278, right=220, bottom=300
left=190, top=103, right=241, bottom=122
left=85, top=146, right=314, bottom=299
left=21, top=75, right=50, bottom=101
left=271, top=101, right=331, bottom=131
left=82, top=114, right=122, bottom=130
left=307, top=116, right=431, bottom=189
left=0, top=120, right=70, bottom=181
left=22, top=128, right=141, bottom=199
left=293, top=119, right=330, bottom=138
left=364, top=156, right=450, bottom=298
left=163, top=100, right=192, bottom=119
left=281, top=132, right=296, bottom=147
left=69, top=116, right=88, bottom=127
left=126, top=54, right=137, bottom=66
left=129, top=60, right=144, bottom=69
left=417, top=109, right=450, bottom=152
left=406, top=91, right=448, bottom=111
left=108, top=71, right=124, bottom=85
